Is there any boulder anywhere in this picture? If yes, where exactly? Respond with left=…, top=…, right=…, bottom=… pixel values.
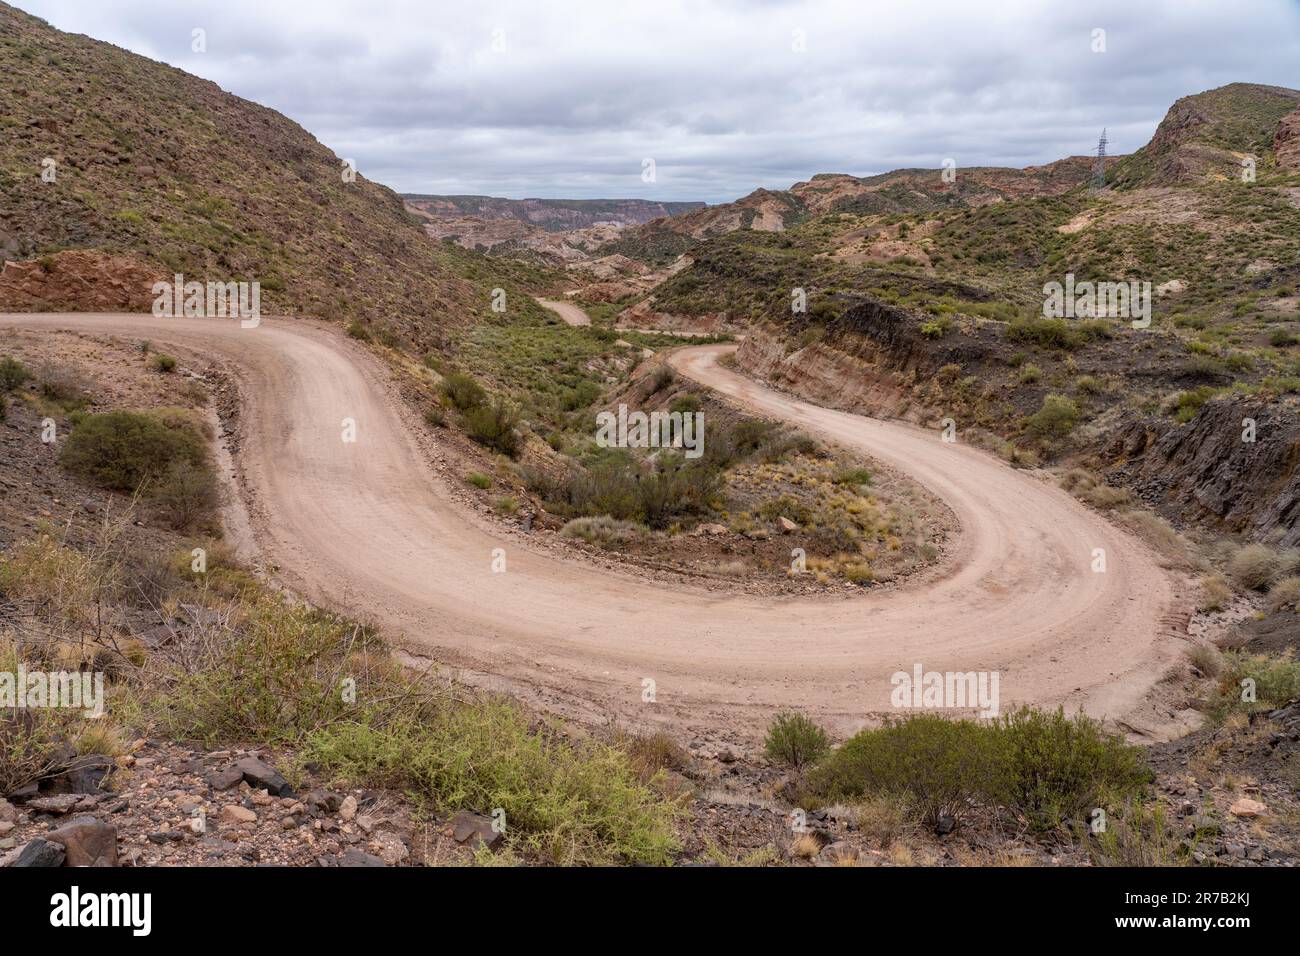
left=206, top=767, right=245, bottom=791
left=449, top=811, right=503, bottom=851
left=339, top=795, right=358, bottom=822
left=25, top=794, right=81, bottom=815
left=339, top=848, right=387, bottom=867
left=45, top=816, right=117, bottom=867
left=13, top=838, right=66, bottom=867
left=233, top=757, right=293, bottom=797
left=220, top=804, right=257, bottom=825
left=1229, top=797, right=1267, bottom=818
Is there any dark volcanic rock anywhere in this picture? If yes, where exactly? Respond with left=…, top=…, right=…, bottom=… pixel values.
left=1107, top=398, right=1300, bottom=546
left=233, top=757, right=294, bottom=797
left=13, top=838, right=66, bottom=867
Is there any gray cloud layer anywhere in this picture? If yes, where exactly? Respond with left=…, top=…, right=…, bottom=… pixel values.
left=18, top=0, right=1300, bottom=202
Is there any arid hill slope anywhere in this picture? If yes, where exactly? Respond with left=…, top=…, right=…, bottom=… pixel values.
left=404, top=195, right=704, bottom=231
left=0, top=2, right=496, bottom=345
left=1111, top=82, right=1300, bottom=187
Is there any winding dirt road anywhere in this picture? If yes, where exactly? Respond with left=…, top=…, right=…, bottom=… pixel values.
left=536, top=297, right=590, bottom=326
left=2, top=313, right=1190, bottom=742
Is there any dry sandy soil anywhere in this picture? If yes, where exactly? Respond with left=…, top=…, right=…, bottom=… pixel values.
left=1, top=313, right=1195, bottom=749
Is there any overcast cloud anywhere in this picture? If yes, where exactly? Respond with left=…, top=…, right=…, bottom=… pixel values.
left=15, top=0, right=1300, bottom=202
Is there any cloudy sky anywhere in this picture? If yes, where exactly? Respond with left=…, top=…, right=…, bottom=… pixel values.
left=17, top=0, right=1300, bottom=202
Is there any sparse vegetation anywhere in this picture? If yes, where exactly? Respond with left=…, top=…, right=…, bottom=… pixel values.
left=764, top=710, right=831, bottom=770
left=811, top=709, right=1149, bottom=833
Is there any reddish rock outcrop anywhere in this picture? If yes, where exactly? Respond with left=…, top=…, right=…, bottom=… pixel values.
left=0, top=250, right=163, bottom=312
left=1276, top=107, right=1300, bottom=171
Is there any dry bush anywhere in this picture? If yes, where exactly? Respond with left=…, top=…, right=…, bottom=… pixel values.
left=1267, top=575, right=1300, bottom=613
left=1186, top=642, right=1223, bottom=678
left=856, top=795, right=910, bottom=849
left=1228, top=543, right=1283, bottom=591
left=1198, top=575, right=1232, bottom=612
left=1120, top=509, right=1193, bottom=566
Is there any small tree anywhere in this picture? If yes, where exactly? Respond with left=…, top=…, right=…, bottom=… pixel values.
left=764, top=710, right=830, bottom=770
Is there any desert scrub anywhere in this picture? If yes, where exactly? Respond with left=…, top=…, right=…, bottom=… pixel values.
left=1089, top=799, right=1184, bottom=866
left=1227, top=542, right=1287, bottom=591
left=1017, top=363, right=1042, bottom=384
left=1209, top=651, right=1300, bottom=721
left=305, top=703, right=683, bottom=865
left=995, top=706, right=1151, bottom=833
left=463, top=396, right=522, bottom=457
left=153, top=597, right=389, bottom=746
left=764, top=710, right=831, bottom=770
left=60, top=409, right=207, bottom=492
left=0, top=640, right=95, bottom=794
left=1267, top=575, right=1300, bottom=612
left=1198, top=575, right=1232, bottom=612
left=855, top=795, right=910, bottom=849
left=812, top=714, right=999, bottom=827
left=440, top=371, right=487, bottom=411
left=150, top=585, right=683, bottom=865
left=465, top=472, right=493, bottom=490
left=1024, top=394, right=1080, bottom=441
left=0, top=355, right=31, bottom=391
left=832, top=466, right=872, bottom=487
left=811, top=709, right=1149, bottom=832
left=560, top=515, right=641, bottom=548
left=151, top=353, right=177, bottom=373
left=60, top=409, right=220, bottom=530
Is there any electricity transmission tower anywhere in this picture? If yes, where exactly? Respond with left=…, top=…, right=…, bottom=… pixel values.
left=1091, top=129, right=1108, bottom=191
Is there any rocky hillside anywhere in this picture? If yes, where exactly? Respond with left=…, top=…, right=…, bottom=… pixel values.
left=600, top=157, right=1110, bottom=266
left=0, top=2, right=500, bottom=347
left=605, top=82, right=1300, bottom=549
left=404, top=195, right=704, bottom=231
left=1111, top=83, right=1300, bottom=187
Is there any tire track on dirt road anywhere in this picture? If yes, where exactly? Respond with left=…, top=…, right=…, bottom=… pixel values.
left=2, top=312, right=1191, bottom=743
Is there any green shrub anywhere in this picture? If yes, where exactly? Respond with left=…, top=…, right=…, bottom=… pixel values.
left=150, top=460, right=221, bottom=531
left=0, top=355, right=31, bottom=391
left=465, top=472, right=493, bottom=490
left=1006, top=318, right=1084, bottom=350
left=346, top=321, right=371, bottom=341
left=812, top=709, right=1150, bottom=832
left=919, top=316, right=951, bottom=339
left=0, top=643, right=85, bottom=794
left=152, top=354, right=177, bottom=373
left=811, top=714, right=1000, bottom=826
left=763, top=710, right=830, bottom=770
left=60, top=410, right=207, bottom=493
left=995, top=706, right=1151, bottom=832
left=833, top=466, right=872, bottom=486
left=464, top=396, right=521, bottom=456
left=36, top=366, right=89, bottom=408
left=441, top=371, right=487, bottom=411
left=1212, top=651, right=1300, bottom=719
left=1018, top=363, right=1042, bottom=384
left=305, top=701, right=682, bottom=865
left=1090, top=800, right=1183, bottom=866
left=1025, top=394, right=1080, bottom=440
